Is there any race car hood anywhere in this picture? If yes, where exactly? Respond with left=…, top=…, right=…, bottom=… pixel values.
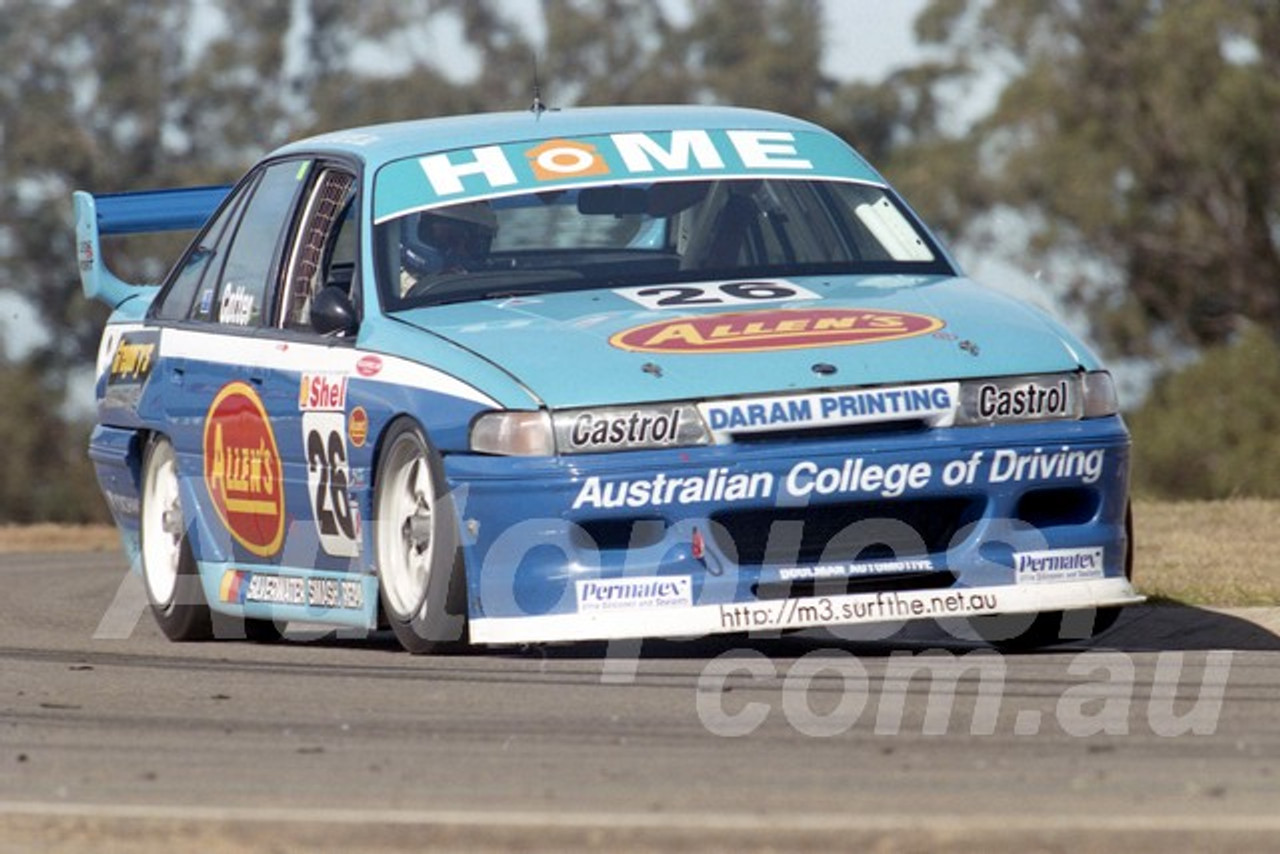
left=392, top=275, right=1096, bottom=409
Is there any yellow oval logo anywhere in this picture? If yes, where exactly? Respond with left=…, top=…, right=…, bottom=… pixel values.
left=610, top=308, right=944, bottom=353
left=203, top=382, right=285, bottom=557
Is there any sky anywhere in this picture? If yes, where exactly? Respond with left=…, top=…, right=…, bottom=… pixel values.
left=822, top=0, right=928, bottom=82
left=421, top=0, right=928, bottom=85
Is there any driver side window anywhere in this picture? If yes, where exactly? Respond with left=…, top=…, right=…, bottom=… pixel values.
left=281, top=168, right=358, bottom=332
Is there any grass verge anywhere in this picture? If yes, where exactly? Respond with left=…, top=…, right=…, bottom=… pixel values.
left=1133, top=498, right=1279, bottom=606
left=0, top=524, right=120, bottom=555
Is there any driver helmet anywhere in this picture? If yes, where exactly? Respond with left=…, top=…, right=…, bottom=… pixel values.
left=402, top=201, right=498, bottom=276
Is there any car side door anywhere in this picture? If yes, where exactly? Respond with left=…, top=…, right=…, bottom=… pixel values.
left=160, top=159, right=312, bottom=567
left=267, top=164, right=366, bottom=570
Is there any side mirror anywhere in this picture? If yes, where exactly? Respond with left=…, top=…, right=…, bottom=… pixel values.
left=311, top=286, right=359, bottom=337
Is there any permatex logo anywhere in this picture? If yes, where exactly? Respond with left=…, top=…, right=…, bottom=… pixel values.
left=610, top=308, right=944, bottom=354
left=576, top=576, right=693, bottom=613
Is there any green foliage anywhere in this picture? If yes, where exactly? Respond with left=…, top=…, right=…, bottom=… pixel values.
left=1130, top=326, right=1280, bottom=499
left=0, top=361, right=108, bottom=523
left=892, top=0, right=1280, bottom=359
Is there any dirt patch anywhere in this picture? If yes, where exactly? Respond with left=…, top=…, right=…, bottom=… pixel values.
left=0, top=524, right=121, bottom=554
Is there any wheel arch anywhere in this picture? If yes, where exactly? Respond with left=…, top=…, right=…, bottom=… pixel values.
left=368, top=413, right=471, bottom=652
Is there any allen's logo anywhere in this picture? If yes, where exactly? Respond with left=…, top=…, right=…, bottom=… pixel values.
left=609, top=308, right=945, bottom=353
left=203, top=382, right=285, bottom=556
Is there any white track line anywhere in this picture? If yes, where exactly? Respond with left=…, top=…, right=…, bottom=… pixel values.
left=2, top=802, right=1280, bottom=833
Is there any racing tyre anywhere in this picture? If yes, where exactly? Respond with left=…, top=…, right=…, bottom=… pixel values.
left=140, top=436, right=213, bottom=641
left=971, top=607, right=1121, bottom=652
left=374, top=419, right=468, bottom=653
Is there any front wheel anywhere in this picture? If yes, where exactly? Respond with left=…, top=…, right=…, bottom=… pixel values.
left=374, top=420, right=468, bottom=653
left=139, top=436, right=213, bottom=641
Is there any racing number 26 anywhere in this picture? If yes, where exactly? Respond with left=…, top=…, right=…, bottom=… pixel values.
left=619, top=281, right=818, bottom=310
left=307, top=427, right=355, bottom=540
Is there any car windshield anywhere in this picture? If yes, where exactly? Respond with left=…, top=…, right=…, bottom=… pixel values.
left=374, top=178, right=953, bottom=310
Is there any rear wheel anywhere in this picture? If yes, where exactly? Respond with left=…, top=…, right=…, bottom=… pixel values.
left=374, top=420, right=468, bottom=653
left=140, top=436, right=213, bottom=641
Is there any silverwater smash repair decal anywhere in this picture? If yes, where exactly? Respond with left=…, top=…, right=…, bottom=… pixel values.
left=609, top=308, right=944, bottom=354
left=219, top=569, right=364, bottom=609
left=203, top=381, right=285, bottom=557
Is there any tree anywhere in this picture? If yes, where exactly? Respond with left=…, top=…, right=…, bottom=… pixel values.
left=682, top=0, right=828, bottom=114
left=1129, top=325, right=1280, bottom=498
left=0, top=358, right=107, bottom=522
left=876, top=0, right=1280, bottom=359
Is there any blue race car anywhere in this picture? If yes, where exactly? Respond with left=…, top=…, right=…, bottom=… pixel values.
left=76, top=105, right=1140, bottom=652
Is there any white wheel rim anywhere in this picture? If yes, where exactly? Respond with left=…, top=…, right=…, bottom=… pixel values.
left=378, top=433, right=436, bottom=619
left=141, top=442, right=183, bottom=608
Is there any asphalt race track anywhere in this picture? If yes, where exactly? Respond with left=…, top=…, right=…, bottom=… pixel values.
left=2, top=551, right=1278, bottom=853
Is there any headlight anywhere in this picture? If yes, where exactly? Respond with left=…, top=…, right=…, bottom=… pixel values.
left=470, top=371, right=1120, bottom=456
left=1081, top=370, right=1119, bottom=417
left=470, top=411, right=554, bottom=456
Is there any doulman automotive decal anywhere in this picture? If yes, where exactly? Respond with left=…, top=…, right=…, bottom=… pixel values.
left=203, top=381, right=285, bottom=557
left=609, top=308, right=944, bottom=353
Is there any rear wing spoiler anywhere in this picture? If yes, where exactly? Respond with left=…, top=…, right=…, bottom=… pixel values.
left=73, top=185, right=231, bottom=308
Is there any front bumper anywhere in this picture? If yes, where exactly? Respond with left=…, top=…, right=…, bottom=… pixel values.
left=443, top=417, right=1136, bottom=644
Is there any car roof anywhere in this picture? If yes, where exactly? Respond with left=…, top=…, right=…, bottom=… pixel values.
left=271, top=105, right=835, bottom=167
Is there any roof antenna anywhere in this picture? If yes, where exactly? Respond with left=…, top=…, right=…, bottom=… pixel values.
left=531, top=54, right=548, bottom=117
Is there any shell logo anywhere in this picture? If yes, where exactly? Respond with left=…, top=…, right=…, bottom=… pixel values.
left=203, top=382, right=285, bottom=557
left=348, top=406, right=369, bottom=448
left=609, top=308, right=945, bottom=354
left=525, top=139, right=610, bottom=181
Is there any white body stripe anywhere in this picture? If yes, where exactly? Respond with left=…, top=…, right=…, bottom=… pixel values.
left=469, top=578, right=1143, bottom=645
left=156, top=327, right=496, bottom=407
